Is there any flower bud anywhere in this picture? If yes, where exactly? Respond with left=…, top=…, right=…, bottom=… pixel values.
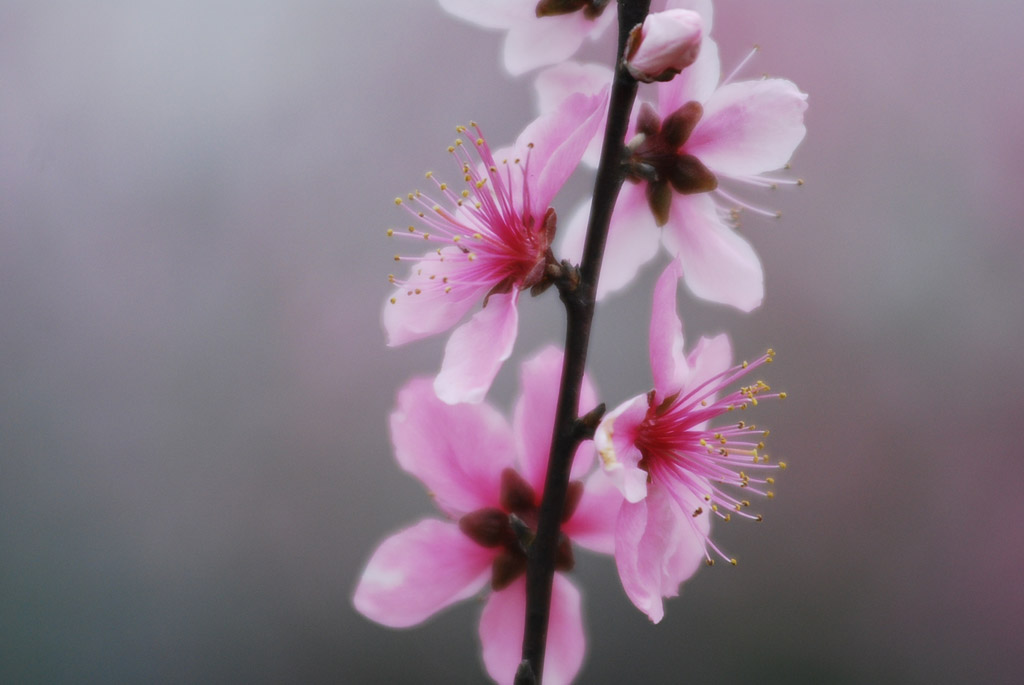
left=624, top=9, right=703, bottom=83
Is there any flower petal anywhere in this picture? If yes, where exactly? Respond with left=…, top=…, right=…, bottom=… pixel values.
left=594, top=394, right=650, bottom=503
left=516, top=89, right=609, bottom=222
left=479, top=575, right=585, bottom=685
left=434, top=290, right=520, bottom=405
left=391, top=377, right=515, bottom=517
left=592, top=184, right=663, bottom=300
left=563, top=470, right=623, bottom=555
left=437, top=0, right=531, bottom=28
left=353, top=519, right=494, bottom=628
left=686, top=78, right=808, bottom=177
left=657, top=36, right=721, bottom=115
left=383, top=248, right=488, bottom=346
left=614, top=483, right=706, bottom=623
left=685, top=332, right=733, bottom=392
left=661, top=194, right=764, bottom=312
left=513, top=345, right=600, bottom=494
left=649, top=262, right=688, bottom=397
left=504, top=10, right=613, bottom=75
left=534, top=62, right=612, bottom=166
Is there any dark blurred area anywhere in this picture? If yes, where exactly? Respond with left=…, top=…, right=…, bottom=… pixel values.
left=2, top=1, right=1022, bottom=683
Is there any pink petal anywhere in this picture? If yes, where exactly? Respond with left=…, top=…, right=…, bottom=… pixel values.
left=437, top=0, right=531, bottom=28
left=657, top=36, right=721, bottom=115
left=563, top=470, right=623, bottom=555
left=383, top=247, right=488, bottom=346
left=479, top=575, right=585, bottom=685
left=686, top=78, right=808, bottom=177
left=353, top=519, right=494, bottom=628
left=665, top=0, right=715, bottom=30
left=685, top=332, right=733, bottom=391
left=661, top=194, right=764, bottom=312
left=534, top=62, right=612, bottom=167
left=613, top=484, right=706, bottom=623
left=434, top=291, right=520, bottom=405
left=649, top=262, right=689, bottom=397
left=391, top=377, right=515, bottom=517
left=590, top=184, right=663, bottom=300
left=594, top=394, right=650, bottom=503
left=504, top=10, right=614, bottom=75
left=516, top=89, right=609, bottom=222
left=513, top=345, right=599, bottom=494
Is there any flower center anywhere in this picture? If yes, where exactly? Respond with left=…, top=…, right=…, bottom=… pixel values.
left=387, top=124, right=557, bottom=305
left=634, top=350, right=787, bottom=565
left=625, top=101, right=718, bottom=226
left=458, top=468, right=581, bottom=590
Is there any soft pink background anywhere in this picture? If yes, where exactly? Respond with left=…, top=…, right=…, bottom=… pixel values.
left=2, top=1, right=1022, bottom=682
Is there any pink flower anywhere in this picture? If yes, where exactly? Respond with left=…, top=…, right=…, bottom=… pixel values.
left=624, top=9, right=703, bottom=83
left=437, top=0, right=616, bottom=75
left=543, top=1, right=807, bottom=310
left=594, top=264, right=786, bottom=622
left=354, top=346, right=621, bottom=684
left=384, top=90, right=607, bottom=405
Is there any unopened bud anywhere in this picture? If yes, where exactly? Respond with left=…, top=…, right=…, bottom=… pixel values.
left=624, top=9, right=703, bottom=83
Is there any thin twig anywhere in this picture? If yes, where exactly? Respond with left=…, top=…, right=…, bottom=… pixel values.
left=516, top=1, right=651, bottom=682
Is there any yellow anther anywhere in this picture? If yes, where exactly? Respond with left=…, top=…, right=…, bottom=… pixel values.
left=476, top=138, right=484, bottom=146
left=756, top=515, right=763, bottom=522
left=699, top=438, right=708, bottom=447
left=425, top=171, right=433, bottom=179
left=472, top=233, right=483, bottom=239
left=447, top=146, right=455, bottom=153
left=706, top=559, right=715, bottom=567
left=439, top=183, right=447, bottom=191
left=394, top=198, right=402, bottom=205
left=423, top=233, right=430, bottom=240
left=386, top=228, right=394, bottom=237
left=766, top=477, right=775, bottom=485
left=797, top=179, right=805, bottom=186
left=414, top=288, right=421, bottom=294
left=779, top=392, right=788, bottom=399
left=452, top=235, right=461, bottom=242
left=742, top=360, right=748, bottom=368
left=467, top=253, right=477, bottom=261
left=767, top=491, right=775, bottom=499
left=455, top=138, right=463, bottom=146
left=389, top=297, right=396, bottom=304
left=444, top=286, right=452, bottom=293
left=701, top=400, right=708, bottom=406
left=393, top=255, right=401, bottom=262
left=461, top=190, right=470, bottom=198
left=778, top=462, right=787, bottom=470
left=730, top=558, right=738, bottom=566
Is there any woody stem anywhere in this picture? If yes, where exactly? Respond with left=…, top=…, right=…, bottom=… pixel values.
left=515, top=1, right=651, bottom=683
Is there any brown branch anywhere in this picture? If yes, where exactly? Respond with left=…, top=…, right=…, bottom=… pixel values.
left=515, top=1, right=651, bottom=682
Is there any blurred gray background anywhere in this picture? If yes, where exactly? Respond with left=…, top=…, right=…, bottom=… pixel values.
left=3, top=1, right=1023, bottom=682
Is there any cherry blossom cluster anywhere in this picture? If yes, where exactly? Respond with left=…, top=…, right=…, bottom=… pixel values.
left=355, top=1, right=807, bottom=683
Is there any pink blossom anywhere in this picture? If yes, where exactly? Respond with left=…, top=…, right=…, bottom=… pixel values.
left=624, top=9, right=703, bottom=83
left=437, top=0, right=616, bottom=75
left=542, top=1, right=807, bottom=310
left=594, top=264, right=786, bottom=622
left=354, top=346, right=621, bottom=684
left=384, top=90, right=607, bottom=405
